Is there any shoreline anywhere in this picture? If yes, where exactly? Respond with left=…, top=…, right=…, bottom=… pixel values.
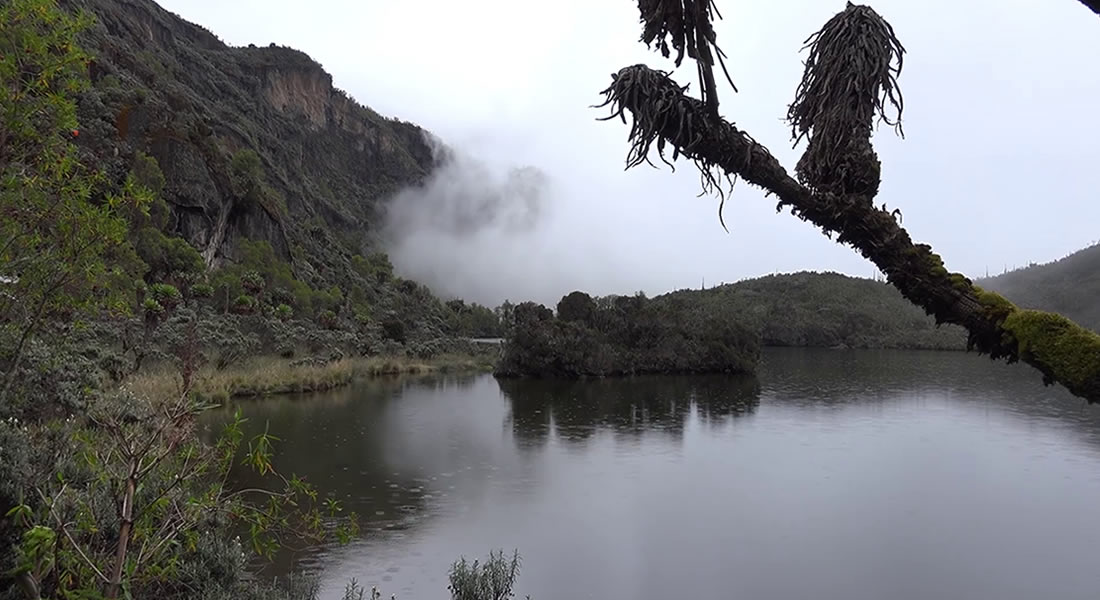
left=125, top=353, right=497, bottom=402
left=122, top=344, right=968, bottom=403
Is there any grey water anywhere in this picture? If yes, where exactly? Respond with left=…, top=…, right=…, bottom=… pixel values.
left=205, top=348, right=1100, bottom=600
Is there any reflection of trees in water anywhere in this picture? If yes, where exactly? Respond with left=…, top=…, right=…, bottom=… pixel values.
left=499, top=374, right=761, bottom=447
left=198, top=378, right=449, bottom=575
left=198, top=372, right=491, bottom=526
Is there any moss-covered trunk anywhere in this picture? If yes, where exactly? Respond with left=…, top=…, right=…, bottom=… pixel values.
left=598, top=64, right=1100, bottom=402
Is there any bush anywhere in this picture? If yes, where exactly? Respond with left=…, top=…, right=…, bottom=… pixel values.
left=275, top=303, right=293, bottom=321
left=191, top=283, right=214, bottom=298
left=150, top=282, right=182, bottom=309
left=312, top=285, right=343, bottom=315
left=380, top=318, right=406, bottom=343
left=351, top=252, right=394, bottom=284
left=132, top=228, right=204, bottom=282
left=352, top=303, right=371, bottom=326
left=142, top=297, right=165, bottom=314
left=233, top=294, right=258, bottom=314
left=448, top=549, right=522, bottom=600
left=317, top=309, right=337, bottom=329
left=231, top=148, right=263, bottom=181
left=131, top=151, right=167, bottom=198
left=241, top=270, right=265, bottom=295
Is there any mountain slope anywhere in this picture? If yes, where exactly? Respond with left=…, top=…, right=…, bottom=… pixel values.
left=64, top=0, right=434, bottom=288
left=978, top=243, right=1100, bottom=332
left=662, top=272, right=968, bottom=350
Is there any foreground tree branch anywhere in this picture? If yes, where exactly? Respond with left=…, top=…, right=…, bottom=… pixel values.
left=597, top=63, right=1100, bottom=403
left=1080, top=0, right=1100, bottom=16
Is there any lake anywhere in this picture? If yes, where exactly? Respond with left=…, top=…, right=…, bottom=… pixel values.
left=204, top=348, right=1100, bottom=600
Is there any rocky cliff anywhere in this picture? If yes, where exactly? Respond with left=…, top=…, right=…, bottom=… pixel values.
left=63, top=0, right=437, bottom=290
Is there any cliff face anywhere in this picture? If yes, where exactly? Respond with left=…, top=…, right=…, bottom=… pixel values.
left=63, top=0, right=436, bottom=288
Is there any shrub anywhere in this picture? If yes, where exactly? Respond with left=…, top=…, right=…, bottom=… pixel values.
left=380, top=318, right=406, bottom=343
left=142, top=297, right=164, bottom=315
left=231, top=148, right=263, bottom=183
left=241, top=270, right=265, bottom=295
left=131, top=151, right=167, bottom=198
left=132, top=227, right=205, bottom=282
left=191, top=283, right=214, bottom=298
left=352, top=304, right=372, bottom=330
left=150, top=283, right=182, bottom=309
left=274, top=303, right=293, bottom=321
left=317, top=309, right=338, bottom=330
left=448, top=549, right=522, bottom=600
left=351, top=252, right=393, bottom=284
left=312, top=285, right=343, bottom=315
left=233, top=294, right=257, bottom=314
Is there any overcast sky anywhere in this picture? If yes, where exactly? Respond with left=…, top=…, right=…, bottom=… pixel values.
left=160, top=0, right=1100, bottom=306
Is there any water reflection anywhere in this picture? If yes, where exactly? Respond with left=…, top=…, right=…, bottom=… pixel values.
left=203, top=349, right=1100, bottom=600
left=758, top=348, right=1100, bottom=448
left=500, top=374, right=760, bottom=447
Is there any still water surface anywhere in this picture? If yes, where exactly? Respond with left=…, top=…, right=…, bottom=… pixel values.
left=206, top=349, right=1100, bottom=599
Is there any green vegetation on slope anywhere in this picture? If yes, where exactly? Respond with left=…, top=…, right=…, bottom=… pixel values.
left=51, top=0, right=487, bottom=344
left=978, top=243, right=1100, bottom=332
left=0, top=2, right=501, bottom=599
left=678, top=271, right=968, bottom=350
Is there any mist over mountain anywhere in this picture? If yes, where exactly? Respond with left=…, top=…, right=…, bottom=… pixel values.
left=379, top=142, right=652, bottom=307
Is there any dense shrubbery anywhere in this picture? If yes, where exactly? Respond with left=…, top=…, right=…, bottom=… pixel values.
left=496, top=292, right=761, bottom=378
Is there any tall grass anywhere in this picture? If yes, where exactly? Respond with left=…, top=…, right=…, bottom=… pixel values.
left=124, top=353, right=495, bottom=402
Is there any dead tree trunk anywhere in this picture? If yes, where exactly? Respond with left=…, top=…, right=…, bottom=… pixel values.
left=599, top=2, right=1100, bottom=403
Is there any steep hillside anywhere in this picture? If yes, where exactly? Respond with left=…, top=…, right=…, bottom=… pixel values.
left=977, top=243, right=1100, bottom=332
left=49, top=0, right=481, bottom=341
left=66, top=0, right=433, bottom=275
left=664, top=272, right=968, bottom=350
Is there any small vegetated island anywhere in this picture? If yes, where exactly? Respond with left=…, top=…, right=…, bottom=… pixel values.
left=494, top=268, right=989, bottom=379
left=496, top=290, right=762, bottom=378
